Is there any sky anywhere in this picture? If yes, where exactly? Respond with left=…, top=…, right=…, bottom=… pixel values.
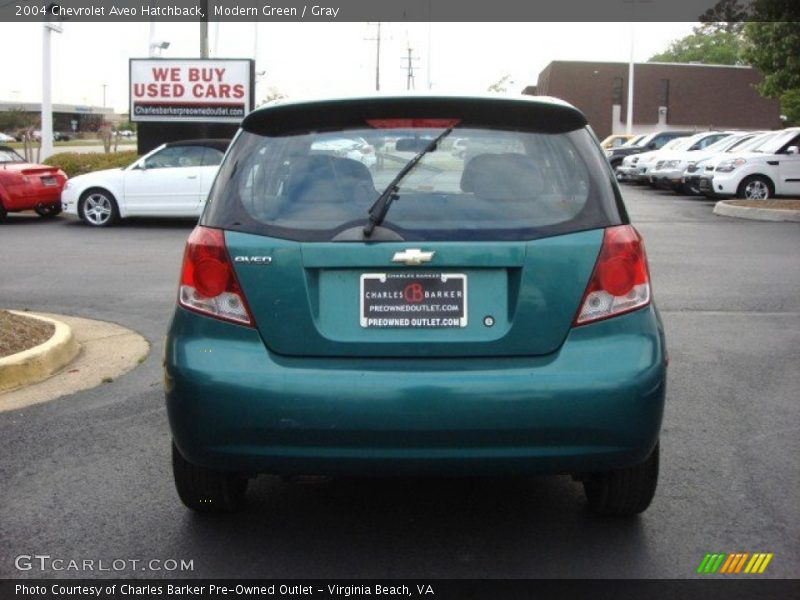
left=0, top=21, right=696, bottom=112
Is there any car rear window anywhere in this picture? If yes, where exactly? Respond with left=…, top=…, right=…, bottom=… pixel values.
left=203, top=112, right=625, bottom=242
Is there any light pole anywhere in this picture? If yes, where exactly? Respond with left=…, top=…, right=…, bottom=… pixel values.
left=41, top=19, right=63, bottom=161
left=149, top=21, right=156, bottom=56
left=102, top=83, right=108, bottom=108
left=375, top=22, right=381, bottom=91
left=627, top=23, right=635, bottom=135
left=623, top=0, right=649, bottom=136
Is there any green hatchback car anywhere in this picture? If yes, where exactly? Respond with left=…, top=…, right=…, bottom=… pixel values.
left=165, top=95, right=667, bottom=516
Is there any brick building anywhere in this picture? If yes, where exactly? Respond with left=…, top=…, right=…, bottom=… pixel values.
left=526, top=61, right=782, bottom=140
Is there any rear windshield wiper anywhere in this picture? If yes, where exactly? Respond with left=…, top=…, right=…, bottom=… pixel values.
left=363, top=126, right=454, bottom=238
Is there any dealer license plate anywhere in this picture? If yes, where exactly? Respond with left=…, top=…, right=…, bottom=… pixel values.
left=360, top=273, right=467, bottom=328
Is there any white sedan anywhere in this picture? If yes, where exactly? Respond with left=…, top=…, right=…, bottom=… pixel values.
left=61, top=139, right=228, bottom=227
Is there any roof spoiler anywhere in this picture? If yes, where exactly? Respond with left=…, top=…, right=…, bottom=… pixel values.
left=242, top=96, right=587, bottom=137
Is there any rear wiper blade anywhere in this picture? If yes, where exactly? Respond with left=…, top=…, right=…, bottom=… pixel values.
left=362, top=126, right=454, bottom=238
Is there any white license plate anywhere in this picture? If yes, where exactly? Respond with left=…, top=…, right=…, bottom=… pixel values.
left=360, top=273, right=467, bottom=328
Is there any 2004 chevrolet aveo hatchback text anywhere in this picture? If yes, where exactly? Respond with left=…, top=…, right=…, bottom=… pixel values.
left=164, top=95, right=667, bottom=516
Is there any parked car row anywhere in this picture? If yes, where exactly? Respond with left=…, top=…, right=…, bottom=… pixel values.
left=611, top=127, right=800, bottom=200
left=5, top=123, right=798, bottom=227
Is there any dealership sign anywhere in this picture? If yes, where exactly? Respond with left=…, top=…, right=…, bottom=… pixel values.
left=130, top=59, right=253, bottom=123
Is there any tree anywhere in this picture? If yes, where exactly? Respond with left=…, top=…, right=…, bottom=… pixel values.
left=115, top=120, right=137, bottom=133
left=259, top=87, right=287, bottom=106
left=698, top=0, right=749, bottom=34
left=649, top=29, right=744, bottom=65
left=0, top=108, right=36, bottom=133
left=742, top=1, right=800, bottom=123
left=487, top=75, right=514, bottom=93
left=649, top=0, right=748, bottom=65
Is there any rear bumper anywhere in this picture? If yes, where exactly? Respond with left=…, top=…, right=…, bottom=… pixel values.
left=3, top=185, right=61, bottom=211
left=165, top=306, right=667, bottom=476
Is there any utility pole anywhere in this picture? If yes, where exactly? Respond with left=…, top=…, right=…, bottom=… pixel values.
left=200, top=0, right=209, bottom=58
left=102, top=84, right=108, bottom=108
left=426, top=0, right=432, bottom=89
left=41, top=16, right=63, bottom=161
left=365, top=22, right=382, bottom=91
left=402, top=45, right=419, bottom=91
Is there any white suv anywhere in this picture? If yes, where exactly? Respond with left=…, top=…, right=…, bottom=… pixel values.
left=709, top=127, right=800, bottom=200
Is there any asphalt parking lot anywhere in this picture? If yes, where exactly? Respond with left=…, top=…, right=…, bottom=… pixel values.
left=0, top=186, right=798, bottom=579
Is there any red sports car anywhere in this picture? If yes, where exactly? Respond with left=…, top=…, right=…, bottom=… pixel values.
left=0, top=146, right=67, bottom=220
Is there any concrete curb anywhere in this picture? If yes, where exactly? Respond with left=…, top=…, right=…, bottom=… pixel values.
left=713, top=200, right=800, bottom=222
left=0, top=311, right=80, bottom=393
left=1, top=313, right=150, bottom=413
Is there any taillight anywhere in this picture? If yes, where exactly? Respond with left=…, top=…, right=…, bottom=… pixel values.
left=573, top=225, right=651, bottom=326
left=178, top=226, right=253, bottom=326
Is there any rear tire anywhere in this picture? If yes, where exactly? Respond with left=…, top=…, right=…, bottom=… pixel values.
left=0, top=202, right=6, bottom=221
left=35, top=202, right=62, bottom=218
left=172, top=442, right=248, bottom=514
left=583, top=442, right=659, bottom=517
left=737, top=175, right=773, bottom=201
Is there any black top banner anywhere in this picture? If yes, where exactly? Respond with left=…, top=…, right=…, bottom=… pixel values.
left=0, top=0, right=791, bottom=23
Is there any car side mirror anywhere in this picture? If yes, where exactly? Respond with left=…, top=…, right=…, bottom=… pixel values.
left=786, top=145, right=799, bottom=155
left=647, top=142, right=657, bottom=150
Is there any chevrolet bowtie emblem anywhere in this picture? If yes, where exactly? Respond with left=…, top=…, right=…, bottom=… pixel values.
left=392, top=248, right=435, bottom=266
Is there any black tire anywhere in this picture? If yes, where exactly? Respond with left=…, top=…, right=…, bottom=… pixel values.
left=684, top=182, right=701, bottom=196
left=0, top=201, right=6, bottom=221
left=736, top=175, right=774, bottom=201
left=79, top=188, right=119, bottom=227
left=172, top=442, right=248, bottom=514
left=35, top=202, right=62, bottom=218
left=583, top=442, right=659, bottom=517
